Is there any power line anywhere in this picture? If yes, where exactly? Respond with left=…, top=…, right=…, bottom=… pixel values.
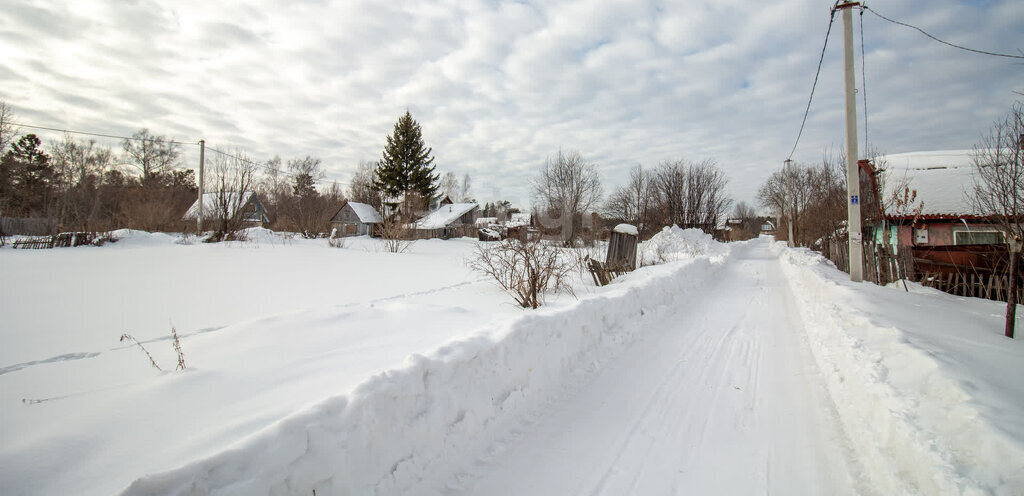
left=10, top=122, right=199, bottom=146
left=205, top=146, right=348, bottom=187
left=786, top=6, right=838, bottom=162
left=9, top=120, right=348, bottom=187
left=864, top=5, right=1024, bottom=59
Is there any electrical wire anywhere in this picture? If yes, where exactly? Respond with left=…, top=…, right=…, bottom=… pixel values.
left=786, top=6, right=837, bottom=162
left=863, top=5, right=1024, bottom=59
left=10, top=122, right=199, bottom=146
left=8, top=120, right=347, bottom=187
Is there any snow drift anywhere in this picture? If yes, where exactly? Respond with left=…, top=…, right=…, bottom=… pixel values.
left=639, top=226, right=728, bottom=266
left=120, top=238, right=731, bottom=495
left=773, top=243, right=1024, bottom=495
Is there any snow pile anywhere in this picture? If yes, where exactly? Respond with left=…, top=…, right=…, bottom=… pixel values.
left=638, top=226, right=727, bottom=265
left=118, top=251, right=730, bottom=495
left=773, top=243, right=1024, bottom=494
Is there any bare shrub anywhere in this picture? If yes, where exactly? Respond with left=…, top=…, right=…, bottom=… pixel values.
left=376, top=217, right=415, bottom=253
left=120, top=333, right=162, bottom=371
left=171, top=326, right=186, bottom=370
left=468, top=238, right=576, bottom=309
left=120, top=327, right=187, bottom=371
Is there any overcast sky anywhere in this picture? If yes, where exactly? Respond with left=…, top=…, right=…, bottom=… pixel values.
left=2, top=0, right=1021, bottom=210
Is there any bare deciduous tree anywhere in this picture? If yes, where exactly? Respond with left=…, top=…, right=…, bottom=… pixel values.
left=258, top=156, right=290, bottom=207
left=652, top=159, right=732, bottom=233
left=532, top=150, right=602, bottom=244
left=209, top=150, right=257, bottom=241
left=460, top=172, right=473, bottom=202
left=728, top=201, right=760, bottom=240
left=605, top=164, right=653, bottom=237
left=348, top=160, right=382, bottom=211
left=0, top=101, right=17, bottom=155
left=122, top=129, right=180, bottom=187
left=439, top=171, right=460, bottom=200
left=49, top=135, right=114, bottom=231
left=970, top=101, right=1024, bottom=338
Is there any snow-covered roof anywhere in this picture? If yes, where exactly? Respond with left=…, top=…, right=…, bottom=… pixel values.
left=507, top=212, right=532, bottom=227
left=346, top=202, right=383, bottom=223
left=879, top=150, right=978, bottom=218
left=182, top=192, right=259, bottom=220
left=475, top=217, right=497, bottom=227
left=415, top=203, right=478, bottom=229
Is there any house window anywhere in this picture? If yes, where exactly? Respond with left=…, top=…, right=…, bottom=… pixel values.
left=914, top=227, right=928, bottom=244
left=954, top=230, right=1004, bottom=245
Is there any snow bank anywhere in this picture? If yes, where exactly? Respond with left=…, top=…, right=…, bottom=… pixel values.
left=773, top=243, right=1024, bottom=495
left=119, top=248, right=730, bottom=495
left=638, top=226, right=727, bottom=265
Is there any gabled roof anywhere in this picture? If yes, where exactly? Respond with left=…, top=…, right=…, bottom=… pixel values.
left=880, top=150, right=978, bottom=218
left=507, top=212, right=532, bottom=227
left=182, top=192, right=261, bottom=220
left=415, top=203, right=478, bottom=229
left=345, top=202, right=383, bottom=223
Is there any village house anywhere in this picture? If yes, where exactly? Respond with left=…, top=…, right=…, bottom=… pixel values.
left=329, top=201, right=383, bottom=237
left=871, top=151, right=1003, bottom=248
left=182, top=192, right=269, bottom=229
left=413, top=202, right=478, bottom=239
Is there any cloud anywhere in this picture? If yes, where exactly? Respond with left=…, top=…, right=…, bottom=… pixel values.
left=0, top=0, right=1021, bottom=210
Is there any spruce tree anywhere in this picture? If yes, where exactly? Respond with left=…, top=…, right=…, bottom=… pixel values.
left=373, top=111, right=439, bottom=217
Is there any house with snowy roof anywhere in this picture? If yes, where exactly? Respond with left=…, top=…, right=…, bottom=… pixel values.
left=330, top=201, right=383, bottom=237
left=506, top=212, right=532, bottom=228
left=872, top=150, right=1003, bottom=247
left=413, top=202, right=478, bottom=239
left=182, top=192, right=269, bottom=228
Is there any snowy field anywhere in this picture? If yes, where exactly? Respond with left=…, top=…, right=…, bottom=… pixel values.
left=1, top=229, right=1022, bottom=495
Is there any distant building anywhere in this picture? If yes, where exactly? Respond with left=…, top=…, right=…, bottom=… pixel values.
left=330, top=202, right=383, bottom=237
left=182, top=192, right=269, bottom=228
left=413, top=202, right=479, bottom=239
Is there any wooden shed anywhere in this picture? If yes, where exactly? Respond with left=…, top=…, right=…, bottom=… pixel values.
left=330, top=201, right=383, bottom=237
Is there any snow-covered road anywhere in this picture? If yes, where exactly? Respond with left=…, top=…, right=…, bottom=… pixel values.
left=429, top=241, right=856, bottom=495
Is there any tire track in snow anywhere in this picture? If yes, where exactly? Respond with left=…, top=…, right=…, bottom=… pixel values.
left=428, top=240, right=857, bottom=495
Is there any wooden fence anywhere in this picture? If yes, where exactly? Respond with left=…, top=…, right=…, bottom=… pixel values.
left=826, top=240, right=914, bottom=287
left=824, top=238, right=1019, bottom=303
left=918, top=271, right=1023, bottom=302
left=12, top=232, right=102, bottom=249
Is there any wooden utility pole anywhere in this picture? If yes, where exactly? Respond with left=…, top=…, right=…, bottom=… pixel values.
left=197, top=139, right=205, bottom=232
left=838, top=2, right=863, bottom=282
left=785, top=159, right=795, bottom=247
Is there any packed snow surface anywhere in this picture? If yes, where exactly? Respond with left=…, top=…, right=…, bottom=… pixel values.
left=2, top=229, right=1022, bottom=495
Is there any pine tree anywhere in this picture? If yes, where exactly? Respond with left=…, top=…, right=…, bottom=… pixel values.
left=3, top=134, right=53, bottom=215
left=373, top=111, right=438, bottom=218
